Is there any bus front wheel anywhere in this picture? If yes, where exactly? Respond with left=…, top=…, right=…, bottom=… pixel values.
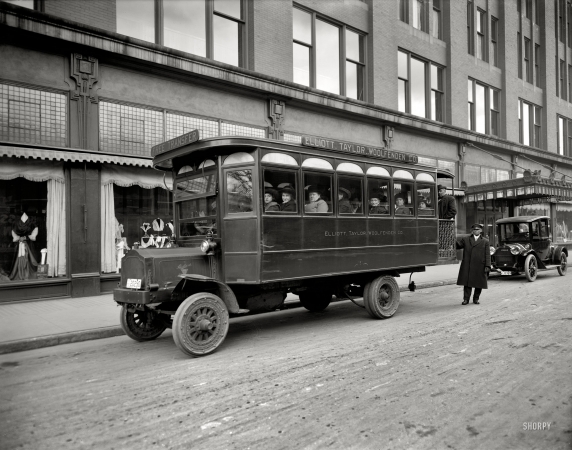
left=364, top=276, right=400, bottom=319
left=172, top=293, right=229, bottom=357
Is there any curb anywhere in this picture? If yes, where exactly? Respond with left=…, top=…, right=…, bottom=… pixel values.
left=0, top=279, right=458, bottom=355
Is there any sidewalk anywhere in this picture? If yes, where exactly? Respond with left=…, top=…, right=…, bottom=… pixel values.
left=0, top=263, right=460, bottom=355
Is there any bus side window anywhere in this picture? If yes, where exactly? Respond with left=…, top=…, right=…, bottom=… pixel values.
left=227, top=169, right=253, bottom=214
left=416, top=184, right=435, bottom=216
left=304, top=173, right=332, bottom=214
left=394, top=182, right=413, bottom=216
left=263, top=168, right=298, bottom=213
left=338, top=176, right=363, bottom=214
left=367, top=179, right=390, bottom=216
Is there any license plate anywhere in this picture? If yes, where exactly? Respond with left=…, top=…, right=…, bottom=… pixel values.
left=500, top=271, right=512, bottom=276
left=126, top=278, right=141, bottom=289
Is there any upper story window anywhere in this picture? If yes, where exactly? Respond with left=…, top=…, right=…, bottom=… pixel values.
left=116, top=0, right=245, bottom=67
left=491, top=17, right=498, bottom=67
left=293, top=7, right=366, bottom=100
left=432, top=0, right=442, bottom=39
left=399, top=0, right=409, bottom=24
left=557, top=116, right=572, bottom=157
left=560, top=59, right=567, bottom=100
left=476, top=9, right=486, bottom=61
left=524, top=38, right=531, bottom=83
left=525, top=0, right=532, bottom=19
left=559, top=0, right=566, bottom=43
left=468, top=79, right=500, bottom=137
left=467, top=0, right=474, bottom=54
left=398, top=50, right=444, bottom=122
left=2, top=0, right=35, bottom=9
left=412, top=0, right=427, bottom=32
left=568, top=2, right=572, bottom=47
left=518, top=99, right=542, bottom=148
left=535, top=44, right=541, bottom=87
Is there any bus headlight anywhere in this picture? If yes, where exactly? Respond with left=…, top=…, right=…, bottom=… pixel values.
left=200, top=240, right=217, bottom=254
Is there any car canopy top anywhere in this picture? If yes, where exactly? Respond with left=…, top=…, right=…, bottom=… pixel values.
left=496, top=215, right=550, bottom=224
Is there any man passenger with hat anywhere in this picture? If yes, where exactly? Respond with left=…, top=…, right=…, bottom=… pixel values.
left=394, top=194, right=411, bottom=215
left=456, top=223, right=491, bottom=305
left=438, top=184, right=457, bottom=219
left=305, top=186, right=328, bottom=213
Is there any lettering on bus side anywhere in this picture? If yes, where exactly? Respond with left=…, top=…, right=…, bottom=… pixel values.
left=324, top=230, right=404, bottom=236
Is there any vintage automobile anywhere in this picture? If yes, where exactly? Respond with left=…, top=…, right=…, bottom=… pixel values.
left=490, top=216, right=568, bottom=282
left=114, top=133, right=457, bottom=357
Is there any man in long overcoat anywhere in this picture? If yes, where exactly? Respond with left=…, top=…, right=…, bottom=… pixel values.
left=456, top=223, right=491, bottom=305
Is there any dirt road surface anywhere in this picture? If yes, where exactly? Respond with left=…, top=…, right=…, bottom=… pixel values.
left=0, top=272, right=571, bottom=450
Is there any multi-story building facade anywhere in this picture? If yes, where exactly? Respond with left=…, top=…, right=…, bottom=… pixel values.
left=1, top=0, right=571, bottom=302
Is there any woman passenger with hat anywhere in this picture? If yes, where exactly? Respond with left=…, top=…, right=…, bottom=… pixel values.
left=280, top=185, right=297, bottom=212
left=338, top=187, right=353, bottom=213
left=264, top=187, right=280, bottom=212
left=456, top=223, right=491, bottom=305
left=394, top=194, right=411, bottom=215
left=417, top=198, right=433, bottom=216
left=305, top=185, right=328, bottom=213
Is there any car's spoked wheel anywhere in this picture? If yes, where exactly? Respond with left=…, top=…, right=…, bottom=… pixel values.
left=172, top=293, right=229, bottom=357
left=120, top=306, right=167, bottom=341
left=524, top=254, right=538, bottom=282
left=557, top=253, right=567, bottom=276
left=363, top=276, right=400, bottom=319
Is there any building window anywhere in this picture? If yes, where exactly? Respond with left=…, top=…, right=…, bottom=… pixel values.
left=524, top=38, right=531, bottom=83
left=519, top=99, right=541, bottom=147
left=0, top=83, right=67, bottom=147
left=535, top=45, right=541, bottom=87
left=534, top=0, right=539, bottom=24
left=557, top=116, right=572, bottom=156
left=467, top=1, right=474, bottom=55
left=491, top=17, right=498, bottom=67
left=560, top=0, right=566, bottom=43
left=560, top=60, right=567, bottom=100
left=517, top=33, right=522, bottom=79
left=569, top=65, right=572, bottom=102
left=398, top=50, right=444, bottom=121
left=399, top=0, right=409, bottom=23
left=412, top=0, right=427, bottom=32
left=293, top=7, right=366, bottom=99
left=432, top=0, right=442, bottom=39
left=477, top=9, right=486, bottom=60
left=468, top=79, right=500, bottom=136
left=2, top=0, right=35, bottom=9
left=568, top=1, right=572, bottom=47
left=525, top=0, right=532, bottom=19
left=116, top=0, right=246, bottom=67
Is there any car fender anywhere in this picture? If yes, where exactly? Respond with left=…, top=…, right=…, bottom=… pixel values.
left=172, top=274, right=241, bottom=314
left=553, top=246, right=568, bottom=264
left=519, top=250, right=548, bottom=270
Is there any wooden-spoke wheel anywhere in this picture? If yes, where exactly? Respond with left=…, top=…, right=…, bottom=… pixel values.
left=298, top=289, right=332, bottom=312
left=557, top=253, right=567, bottom=276
left=524, top=254, right=538, bottom=282
left=172, top=293, right=229, bottom=357
left=120, top=306, right=167, bottom=342
left=363, top=276, right=400, bottom=319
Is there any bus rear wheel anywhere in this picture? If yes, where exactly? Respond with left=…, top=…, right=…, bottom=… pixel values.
left=120, top=306, right=167, bottom=342
left=172, top=293, right=229, bottom=357
left=364, top=276, right=400, bottom=319
left=298, top=289, right=332, bottom=312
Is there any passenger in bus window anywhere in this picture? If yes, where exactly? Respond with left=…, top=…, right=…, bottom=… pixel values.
left=338, top=188, right=353, bottom=214
left=418, top=199, right=433, bottom=216
left=369, top=196, right=388, bottom=215
left=395, top=194, right=412, bottom=215
left=280, top=186, right=297, bottom=212
left=305, top=186, right=329, bottom=213
left=264, top=188, right=280, bottom=212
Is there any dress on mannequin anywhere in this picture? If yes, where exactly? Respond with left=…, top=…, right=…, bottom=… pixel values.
left=10, top=213, right=39, bottom=280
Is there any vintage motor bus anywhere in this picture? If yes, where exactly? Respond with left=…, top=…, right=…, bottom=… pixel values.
left=114, top=132, right=456, bottom=357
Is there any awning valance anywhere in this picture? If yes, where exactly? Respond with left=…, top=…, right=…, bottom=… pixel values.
left=464, top=175, right=572, bottom=202
left=0, top=144, right=153, bottom=167
left=0, top=156, right=65, bottom=183
left=101, top=164, right=173, bottom=190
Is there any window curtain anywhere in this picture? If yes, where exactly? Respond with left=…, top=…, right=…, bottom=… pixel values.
left=100, top=164, right=172, bottom=273
left=46, top=179, right=67, bottom=277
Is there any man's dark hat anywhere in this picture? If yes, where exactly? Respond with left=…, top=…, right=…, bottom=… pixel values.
left=418, top=198, right=427, bottom=205
left=471, top=223, right=484, bottom=230
left=395, top=193, right=406, bottom=201
left=280, top=185, right=296, bottom=198
left=437, top=184, right=447, bottom=191
left=306, top=185, right=321, bottom=195
left=265, top=187, right=279, bottom=201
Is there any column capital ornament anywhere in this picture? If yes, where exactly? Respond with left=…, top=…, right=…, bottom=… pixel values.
left=70, top=53, right=99, bottom=103
left=268, top=99, right=285, bottom=140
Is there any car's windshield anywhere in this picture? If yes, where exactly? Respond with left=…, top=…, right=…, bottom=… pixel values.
left=499, top=222, right=531, bottom=242
left=176, top=171, right=218, bottom=237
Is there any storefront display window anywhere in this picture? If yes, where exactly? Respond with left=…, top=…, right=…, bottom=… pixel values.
left=555, top=202, right=572, bottom=242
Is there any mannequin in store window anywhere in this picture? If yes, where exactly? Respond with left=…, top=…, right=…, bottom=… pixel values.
left=10, top=212, right=39, bottom=280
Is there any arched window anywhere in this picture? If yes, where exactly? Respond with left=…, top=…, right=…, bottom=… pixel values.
left=416, top=173, right=435, bottom=182
left=198, top=159, right=216, bottom=169
left=393, top=169, right=414, bottom=179
left=337, top=162, right=364, bottom=174
left=366, top=166, right=391, bottom=177
left=301, top=158, right=334, bottom=171
left=223, top=152, right=254, bottom=166
left=261, top=152, right=298, bottom=166
left=178, top=165, right=193, bottom=174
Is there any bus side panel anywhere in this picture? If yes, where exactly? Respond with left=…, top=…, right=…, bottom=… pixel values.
left=222, top=217, right=260, bottom=283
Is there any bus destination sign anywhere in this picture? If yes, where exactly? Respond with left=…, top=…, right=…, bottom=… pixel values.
left=151, top=129, right=200, bottom=157
left=301, top=136, right=418, bottom=164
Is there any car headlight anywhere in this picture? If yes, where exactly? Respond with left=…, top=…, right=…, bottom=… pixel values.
left=524, top=244, right=531, bottom=250
left=490, top=246, right=496, bottom=255
left=510, top=246, right=520, bottom=255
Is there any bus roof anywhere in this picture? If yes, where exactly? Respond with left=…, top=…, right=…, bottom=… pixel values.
left=152, top=135, right=455, bottom=179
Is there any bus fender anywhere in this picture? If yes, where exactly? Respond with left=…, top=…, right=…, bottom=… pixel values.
left=173, top=274, right=241, bottom=314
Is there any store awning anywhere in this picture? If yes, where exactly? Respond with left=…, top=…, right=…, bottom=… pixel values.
left=0, top=143, right=154, bottom=167
left=464, top=173, right=572, bottom=203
